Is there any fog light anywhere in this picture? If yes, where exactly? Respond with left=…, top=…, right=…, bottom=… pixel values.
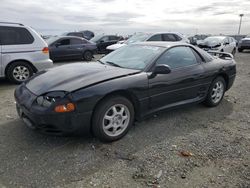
left=54, top=103, right=75, bottom=113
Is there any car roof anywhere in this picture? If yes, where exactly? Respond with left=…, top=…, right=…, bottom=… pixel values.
left=133, top=41, right=191, bottom=48
left=0, top=22, right=25, bottom=27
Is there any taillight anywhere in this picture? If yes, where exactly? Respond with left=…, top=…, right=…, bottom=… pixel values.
left=42, top=47, right=49, bottom=54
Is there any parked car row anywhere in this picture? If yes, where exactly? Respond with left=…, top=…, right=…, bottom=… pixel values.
left=0, top=22, right=248, bottom=85
left=106, top=32, right=189, bottom=53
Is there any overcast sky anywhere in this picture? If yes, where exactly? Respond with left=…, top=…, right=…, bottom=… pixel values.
left=0, top=0, right=249, bottom=36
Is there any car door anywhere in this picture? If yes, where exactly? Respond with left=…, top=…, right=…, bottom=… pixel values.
left=103, top=35, right=119, bottom=52
left=70, top=38, right=86, bottom=59
left=50, top=38, right=72, bottom=60
left=148, top=46, right=206, bottom=110
left=97, top=36, right=110, bottom=53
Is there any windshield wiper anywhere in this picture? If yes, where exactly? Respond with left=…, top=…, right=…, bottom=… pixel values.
left=97, top=59, right=105, bottom=64
left=106, top=61, right=123, bottom=68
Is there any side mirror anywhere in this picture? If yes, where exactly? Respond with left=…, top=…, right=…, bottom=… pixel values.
left=153, top=64, right=171, bottom=75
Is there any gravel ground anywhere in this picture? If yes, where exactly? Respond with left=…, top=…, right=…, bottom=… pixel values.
left=0, top=52, right=249, bottom=188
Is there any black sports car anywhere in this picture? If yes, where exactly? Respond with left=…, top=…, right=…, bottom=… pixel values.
left=14, top=42, right=236, bottom=142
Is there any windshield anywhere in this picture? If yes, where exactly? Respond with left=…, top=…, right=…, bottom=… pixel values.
left=90, top=35, right=103, bottom=43
left=124, top=33, right=151, bottom=44
left=100, top=44, right=164, bottom=70
left=45, top=36, right=59, bottom=45
left=203, top=37, right=223, bottom=46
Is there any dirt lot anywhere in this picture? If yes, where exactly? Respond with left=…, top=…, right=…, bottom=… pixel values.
left=0, top=52, right=249, bottom=188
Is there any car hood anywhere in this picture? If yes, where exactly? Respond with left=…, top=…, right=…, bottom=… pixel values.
left=198, top=41, right=222, bottom=49
left=25, top=62, right=140, bottom=96
left=106, top=43, right=126, bottom=50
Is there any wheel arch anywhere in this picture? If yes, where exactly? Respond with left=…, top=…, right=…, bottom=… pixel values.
left=91, top=89, right=141, bottom=123
left=5, top=59, right=37, bottom=76
left=216, top=73, right=229, bottom=90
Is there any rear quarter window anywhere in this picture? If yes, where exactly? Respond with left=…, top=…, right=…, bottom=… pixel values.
left=195, top=47, right=214, bottom=62
left=0, top=26, right=34, bottom=45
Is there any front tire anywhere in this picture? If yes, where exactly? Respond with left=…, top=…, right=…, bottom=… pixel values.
left=92, top=96, right=135, bottom=142
left=6, top=61, right=34, bottom=84
left=204, top=77, right=226, bottom=107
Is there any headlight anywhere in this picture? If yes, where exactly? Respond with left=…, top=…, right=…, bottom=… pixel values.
left=36, top=91, right=66, bottom=107
left=36, top=96, right=55, bottom=107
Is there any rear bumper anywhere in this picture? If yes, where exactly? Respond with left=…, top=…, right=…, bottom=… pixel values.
left=33, top=59, right=53, bottom=72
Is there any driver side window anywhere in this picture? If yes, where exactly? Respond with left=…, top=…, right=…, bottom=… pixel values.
left=156, top=46, right=198, bottom=69
left=57, top=39, right=70, bottom=46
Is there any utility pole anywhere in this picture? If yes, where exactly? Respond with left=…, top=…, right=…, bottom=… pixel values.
left=238, top=14, right=244, bottom=35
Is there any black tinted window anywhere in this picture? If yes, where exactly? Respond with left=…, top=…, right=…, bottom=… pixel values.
left=148, top=34, right=162, bottom=41
left=71, top=38, right=83, bottom=45
left=59, top=39, right=70, bottom=45
left=163, top=34, right=176, bottom=41
left=109, top=36, right=118, bottom=40
left=174, top=34, right=182, bottom=41
left=156, top=46, right=198, bottom=69
left=0, top=26, right=34, bottom=45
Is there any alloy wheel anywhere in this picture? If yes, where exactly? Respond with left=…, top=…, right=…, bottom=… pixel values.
left=102, top=104, right=130, bottom=137
left=211, top=81, right=224, bottom=104
left=12, top=66, right=30, bottom=81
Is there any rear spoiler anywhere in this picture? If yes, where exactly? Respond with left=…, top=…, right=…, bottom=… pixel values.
left=207, top=51, right=234, bottom=60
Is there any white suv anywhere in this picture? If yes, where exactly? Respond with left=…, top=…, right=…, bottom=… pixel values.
left=0, top=22, right=53, bottom=83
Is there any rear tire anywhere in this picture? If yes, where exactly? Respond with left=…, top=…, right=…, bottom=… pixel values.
left=204, top=77, right=226, bottom=107
left=92, top=96, right=134, bottom=142
left=6, top=61, right=34, bottom=84
left=83, top=51, right=93, bottom=61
